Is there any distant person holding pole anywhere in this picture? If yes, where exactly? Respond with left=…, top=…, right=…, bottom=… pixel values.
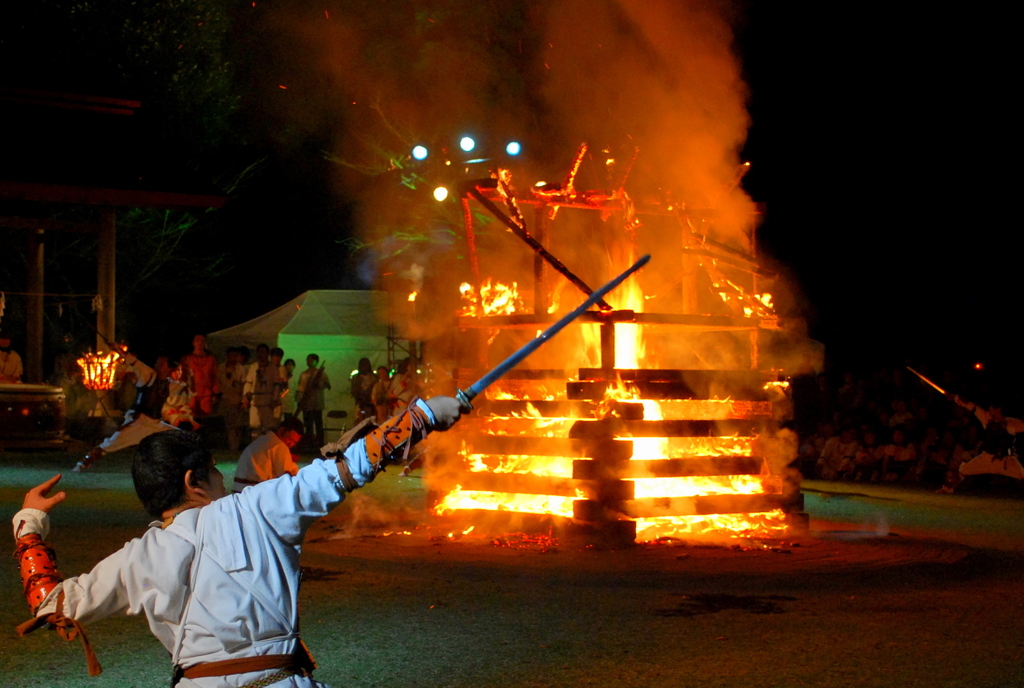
left=74, top=346, right=173, bottom=472
left=908, top=367, right=1024, bottom=493
left=296, top=354, right=330, bottom=447
left=0, top=332, right=23, bottom=383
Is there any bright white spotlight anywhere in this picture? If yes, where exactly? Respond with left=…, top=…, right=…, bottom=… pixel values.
left=506, top=141, right=522, bottom=156
left=459, top=136, right=476, bottom=152
left=433, top=186, right=449, bottom=202
left=412, top=145, right=428, bottom=160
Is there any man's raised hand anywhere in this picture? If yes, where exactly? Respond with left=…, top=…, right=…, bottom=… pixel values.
left=23, top=474, right=67, bottom=513
left=425, top=396, right=472, bottom=431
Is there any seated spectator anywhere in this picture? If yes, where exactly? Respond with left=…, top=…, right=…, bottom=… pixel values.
left=817, top=426, right=860, bottom=480
left=889, top=399, right=914, bottom=428
left=919, top=427, right=953, bottom=485
left=881, top=426, right=919, bottom=482
left=836, top=372, right=865, bottom=413
left=0, top=332, right=24, bottom=382
left=162, top=362, right=200, bottom=430
left=232, top=416, right=304, bottom=492
left=853, top=428, right=885, bottom=482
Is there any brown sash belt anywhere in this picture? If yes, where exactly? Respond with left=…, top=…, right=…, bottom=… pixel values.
left=183, top=653, right=295, bottom=679
left=182, top=641, right=316, bottom=680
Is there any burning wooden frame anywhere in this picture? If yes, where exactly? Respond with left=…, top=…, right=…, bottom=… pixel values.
left=433, top=149, right=803, bottom=545
left=76, top=350, right=121, bottom=391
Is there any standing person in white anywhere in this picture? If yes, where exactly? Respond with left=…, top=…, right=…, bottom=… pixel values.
left=12, top=395, right=469, bottom=686
left=217, top=347, right=248, bottom=453
left=243, top=344, right=281, bottom=438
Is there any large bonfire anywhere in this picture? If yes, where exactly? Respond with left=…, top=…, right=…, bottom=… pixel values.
left=423, top=171, right=799, bottom=543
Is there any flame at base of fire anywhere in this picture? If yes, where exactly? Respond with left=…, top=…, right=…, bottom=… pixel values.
left=635, top=509, right=788, bottom=541
left=434, top=487, right=578, bottom=518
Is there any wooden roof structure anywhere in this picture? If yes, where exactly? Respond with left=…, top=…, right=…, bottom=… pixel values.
left=0, top=89, right=226, bottom=381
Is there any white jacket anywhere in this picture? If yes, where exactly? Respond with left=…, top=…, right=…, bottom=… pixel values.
left=11, top=400, right=437, bottom=687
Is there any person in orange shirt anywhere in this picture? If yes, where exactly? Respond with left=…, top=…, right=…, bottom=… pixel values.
left=180, top=334, right=220, bottom=417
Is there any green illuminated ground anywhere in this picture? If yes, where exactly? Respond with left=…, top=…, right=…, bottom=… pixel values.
left=2, top=451, right=1023, bottom=688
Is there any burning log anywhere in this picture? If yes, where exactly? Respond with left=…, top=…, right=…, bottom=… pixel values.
left=461, top=435, right=633, bottom=461
left=567, top=419, right=768, bottom=439
left=456, top=311, right=775, bottom=330
left=457, top=472, right=582, bottom=498
left=579, top=368, right=774, bottom=393
left=572, top=457, right=765, bottom=480
left=574, top=493, right=786, bottom=521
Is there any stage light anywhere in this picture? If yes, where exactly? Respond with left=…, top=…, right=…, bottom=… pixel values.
left=433, top=186, right=449, bottom=202
left=459, top=136, right=476, bottom=152
left=506, top=141, right=522, bottom=156
left=412, top=145, right=428, bottom=160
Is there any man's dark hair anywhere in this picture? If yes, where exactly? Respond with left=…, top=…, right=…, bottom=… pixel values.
left=132, top=431, right=213, bottom=519
left=278, top=416, right=304, bottom=436
left=308, top=354, right=320, bottom=363
left=256, top=343, right=270, bottom=353
left=270, top=347, right=284, bottom=359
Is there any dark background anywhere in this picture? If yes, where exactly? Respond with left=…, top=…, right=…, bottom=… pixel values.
left=0, top=2, right=1016, bottom=384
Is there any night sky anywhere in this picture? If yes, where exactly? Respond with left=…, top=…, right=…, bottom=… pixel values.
left=1, top=3, right=1017, bottom=380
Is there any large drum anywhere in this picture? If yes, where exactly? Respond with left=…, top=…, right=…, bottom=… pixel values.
left=0, top=384, right=67, bottom=450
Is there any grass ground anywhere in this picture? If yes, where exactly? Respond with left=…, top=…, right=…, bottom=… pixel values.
left=2, top=450, right=1023, bottom=687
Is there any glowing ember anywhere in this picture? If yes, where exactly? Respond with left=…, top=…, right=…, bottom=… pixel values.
left=634, top=510, right=788, bottom=541
left=77, top=350, right=121, bottom=391
left=459, top=280, right=524, bottom=316
left=408, top=291, right=418, bottom=302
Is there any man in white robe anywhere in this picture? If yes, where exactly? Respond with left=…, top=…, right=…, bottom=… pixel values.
left=12, top=396, right=467, bottom=687
left=939, top=395, right=1024, bottom=492
left=74, top=349, right=168, bottom=472
left=232, top=417, right=303, bottom=493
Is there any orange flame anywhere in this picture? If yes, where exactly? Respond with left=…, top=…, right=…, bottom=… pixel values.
left=434, top=486, right=580, bottom=518
left=459, top=280, right=524, bottom=316
left=77, top=351, right=121, bottom=391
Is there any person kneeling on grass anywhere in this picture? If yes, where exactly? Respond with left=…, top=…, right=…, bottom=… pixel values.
left=232, top=415, right=305, bottom=493
left=12, top=395, right=468, bottom=687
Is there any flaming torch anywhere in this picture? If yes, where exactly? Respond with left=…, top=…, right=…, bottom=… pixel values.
left=77, top=351, right=121, bottom=391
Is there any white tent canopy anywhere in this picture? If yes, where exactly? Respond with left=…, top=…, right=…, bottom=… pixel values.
left=208, top=291, right=391, bottom=420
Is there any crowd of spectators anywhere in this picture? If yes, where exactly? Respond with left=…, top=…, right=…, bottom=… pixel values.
left=792, top=366, right=1023, bottom=489
left=349, top=356, right=421, bottom=424
left=43, top=336, right=338, bottom=453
